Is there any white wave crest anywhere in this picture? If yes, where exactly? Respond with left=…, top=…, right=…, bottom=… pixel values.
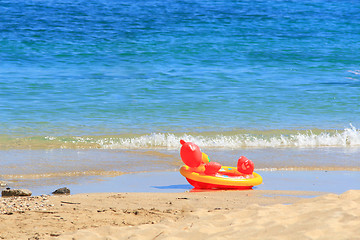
left=94, top=125, right=360, bottom=149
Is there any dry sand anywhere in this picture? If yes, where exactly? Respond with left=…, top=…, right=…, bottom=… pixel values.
left=1, top=190, right=360, bottom=240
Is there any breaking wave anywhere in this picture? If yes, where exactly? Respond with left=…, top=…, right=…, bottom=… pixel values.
left=96, top=125, right=360, bottom=149
left=2, top=125, right=360, bottom=150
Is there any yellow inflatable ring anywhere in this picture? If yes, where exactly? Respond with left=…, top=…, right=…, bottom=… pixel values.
left=180, top=165, right=263, bottom=190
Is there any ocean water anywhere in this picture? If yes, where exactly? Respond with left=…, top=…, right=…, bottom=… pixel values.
left=1, top=0, right=360, bottom=191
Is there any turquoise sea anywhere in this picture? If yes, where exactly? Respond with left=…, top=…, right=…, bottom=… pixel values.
left=1, top=0, right=360, bottom=193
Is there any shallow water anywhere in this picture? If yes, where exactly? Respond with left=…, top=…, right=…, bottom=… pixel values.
left=1, top=147, right=359, bottom=177
left=4, top=170, right=359, bottom=196
left=0, top=147, right=359, bottom=192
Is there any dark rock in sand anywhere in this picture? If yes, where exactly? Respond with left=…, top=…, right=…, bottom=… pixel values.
left=2, top=188, right=32, bottom=197
left=52, top=187, right=70, bottom=195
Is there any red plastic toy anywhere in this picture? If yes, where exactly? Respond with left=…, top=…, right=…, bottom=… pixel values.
left=179, top=139, right=202, bottom=168
left=237, top=156, right=254, bottom=175
left=204, top=162, right=222, bottom=175
left=179, top=140, right=263, bottom=190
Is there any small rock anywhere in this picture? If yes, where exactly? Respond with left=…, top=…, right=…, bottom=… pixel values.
left=52, top=187, right=70, bottom=195
left=2, top=189, right=32, bottom=197
left=50, top=233, right=61, bottom=237
left=0, top=181, right=7, bottom=187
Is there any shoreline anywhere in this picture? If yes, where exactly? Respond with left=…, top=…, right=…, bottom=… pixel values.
left=1, top=170, right=360, bottom=239
left=1, top=189, right=359, bottom=239
left=2, top=169, right=360, bottom=196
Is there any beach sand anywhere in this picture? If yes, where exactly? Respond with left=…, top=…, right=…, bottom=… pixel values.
left=1, top=189, right=359, bottom=240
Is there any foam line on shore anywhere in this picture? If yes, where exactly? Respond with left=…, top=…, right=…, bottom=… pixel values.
left=1, top=125, right=360, bottom=150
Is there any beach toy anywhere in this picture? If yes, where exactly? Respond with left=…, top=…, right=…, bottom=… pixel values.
left=204, top=162, right=222, bottom=175
left=237, top=156, right=254, bottom=175
left=202, top=152, right=210, bottom=163
left=180, top=139, right=202, bottom=168
left=180, top=165, right=263, bottom=190
left=179, top=141, right=262, bottom=189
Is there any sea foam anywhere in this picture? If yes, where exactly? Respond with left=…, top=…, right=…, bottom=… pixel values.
left=93, top=125, right=360, bottom=149
left=5, top=125, right=358, bottom=150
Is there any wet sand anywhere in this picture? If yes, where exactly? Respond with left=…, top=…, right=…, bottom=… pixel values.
left=3, top=169, right=359, bottom=196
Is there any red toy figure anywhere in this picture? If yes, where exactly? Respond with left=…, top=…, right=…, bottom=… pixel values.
left=180, top=139, right=202, bottom=168
left=237, top=156, right=254, bottom=175
left=204, top=162, right=222, bottom=175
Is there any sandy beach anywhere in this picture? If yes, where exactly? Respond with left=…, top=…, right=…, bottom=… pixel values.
left=0, top=189, right=359, bottom=240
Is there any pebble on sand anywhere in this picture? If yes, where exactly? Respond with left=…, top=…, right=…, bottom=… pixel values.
left=52, top=187, right=70, bottom=195
left=1, top=189, right=32, bottom=197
